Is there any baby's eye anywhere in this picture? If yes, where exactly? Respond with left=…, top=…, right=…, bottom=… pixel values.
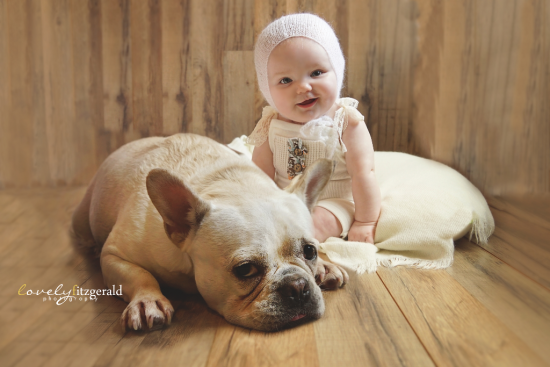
left=311, top=70, right=323, bottom=77
left=280, top=77, right=292, bottom=84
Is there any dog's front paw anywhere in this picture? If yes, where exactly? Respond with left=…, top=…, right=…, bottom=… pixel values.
left=315, top=258, right=349, bottom=290
left=121, top=294, right=174, bottom=331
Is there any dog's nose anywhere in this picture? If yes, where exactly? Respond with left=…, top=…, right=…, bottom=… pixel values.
left=277, top=276, right=311, bottom=305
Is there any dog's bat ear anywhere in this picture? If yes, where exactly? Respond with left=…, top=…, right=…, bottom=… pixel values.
left=146, top=169, right=211, bottom=242
left=284, top=159, right=334, bottom=212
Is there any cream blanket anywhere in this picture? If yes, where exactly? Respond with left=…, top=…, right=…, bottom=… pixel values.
left=228, top=136, right=494, bottom=274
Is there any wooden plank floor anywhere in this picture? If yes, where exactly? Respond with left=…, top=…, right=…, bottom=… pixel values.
left=0, top=188, right=548, bottom=367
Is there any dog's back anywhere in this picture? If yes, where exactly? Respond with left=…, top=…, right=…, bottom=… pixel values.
left=71, top=134, right=249, bottom=255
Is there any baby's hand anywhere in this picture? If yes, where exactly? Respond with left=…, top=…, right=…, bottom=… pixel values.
left=347, top=220, right=376, bottom=244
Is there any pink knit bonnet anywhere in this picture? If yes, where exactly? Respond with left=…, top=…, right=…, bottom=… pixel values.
left=254, top=13, right=346, bottom=110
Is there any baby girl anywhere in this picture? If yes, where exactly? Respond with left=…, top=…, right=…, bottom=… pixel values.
left=247, top=13, right=381, bottom=244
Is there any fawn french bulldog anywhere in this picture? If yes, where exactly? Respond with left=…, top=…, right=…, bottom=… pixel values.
left=72, top=134, right=347, bottom=331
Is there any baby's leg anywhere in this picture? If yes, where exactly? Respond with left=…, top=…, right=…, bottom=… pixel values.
left=312, top=207, right=342, bottom=243
left=313, top=199, right=355, bottom=243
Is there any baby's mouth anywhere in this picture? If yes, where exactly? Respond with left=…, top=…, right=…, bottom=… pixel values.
left=297, top=98, right=318, bottom=108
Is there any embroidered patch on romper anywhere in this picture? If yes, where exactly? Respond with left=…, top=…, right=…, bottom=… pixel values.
left=287, top=138, right=308, bottom=180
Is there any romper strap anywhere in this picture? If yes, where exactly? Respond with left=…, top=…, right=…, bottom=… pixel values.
left=246, top=106, right=278, bottom=146
left=333, top=98, right=364, bottom=153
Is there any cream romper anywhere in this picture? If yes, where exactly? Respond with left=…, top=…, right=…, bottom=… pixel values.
left=248, top=98, right=365, bottom=238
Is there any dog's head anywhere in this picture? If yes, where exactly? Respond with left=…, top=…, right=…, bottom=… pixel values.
left=146, top=159, right=333, bottom=331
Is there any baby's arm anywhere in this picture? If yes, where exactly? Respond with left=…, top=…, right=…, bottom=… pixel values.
left=252, top=140, right=275, bottom=180
left=342, top=115, right=381, bottom=243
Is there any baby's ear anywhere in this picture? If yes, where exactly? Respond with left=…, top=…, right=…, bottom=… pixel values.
left=146, top=169, right=211, bottom=243
left=284, top=159, right=333, bottom=211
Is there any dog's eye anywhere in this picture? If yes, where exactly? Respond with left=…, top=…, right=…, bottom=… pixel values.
left=303, top=244, right=317, bottom=260
left=233, top=263, right=259, bottom=278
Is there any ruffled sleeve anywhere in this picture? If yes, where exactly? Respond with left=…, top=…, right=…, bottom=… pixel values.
left=333, top=97, right=365, bottom=153
left=246, top=106, right=278, bottom=147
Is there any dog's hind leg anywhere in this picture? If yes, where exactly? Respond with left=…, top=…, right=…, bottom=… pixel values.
left=71, top=178, right=101, bottom=256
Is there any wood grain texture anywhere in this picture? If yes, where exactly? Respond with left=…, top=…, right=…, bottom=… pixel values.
left=449, top=239, right=550, bottom=364
left=131, top=0, right=163, bottom=137
left=224, top=0, right=255, bottom=51
left=70, top=0, right=103, bottom=185
left=433, top=0, right=549, bottom=194
left=161, top=0, right=193, bottom=135
left=376, top=0, right=417, bottom=153
left=488, top=195, right=550, bottom=232
left=101, top=0, right=134, bottom=140
left=482, top=200, right=550, bottom=289
left=93, top=294, right=220, bottom=367
left=42, top=0, right=78, bottom=186
left=0, top=0, right=9, bottom=187
left=435, top=0, right=471, bottom=169
left=207, top=324, right=318, bottom=367
left=491, top=195, right=550, bottom=230
left=314, top=270, right=435, bottom=367
left=252, top=0, right=286, bottom=121
left=377, top=267, right=547, bottom=367
left=0, top=0, right=548, bottom=195
left=222, top=51, right=256, bottom=143
left=190, top=0, right=224, bottom=139
left=3, top=0, right=38, bottom=187
left=2, top=190, right=550, bottom=367
left=347, top=0, right=375, bottom=128
left=411, top=0, right=441, bottom=158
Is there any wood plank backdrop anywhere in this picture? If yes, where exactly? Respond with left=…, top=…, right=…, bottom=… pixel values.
left=0, top=0, right=548, bottom=194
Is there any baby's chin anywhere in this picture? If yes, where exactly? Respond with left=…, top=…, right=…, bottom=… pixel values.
left=280, top=109, right=331, bottom=124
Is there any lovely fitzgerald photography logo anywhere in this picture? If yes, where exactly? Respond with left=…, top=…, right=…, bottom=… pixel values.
left=18, top=284, right=123, bottom=305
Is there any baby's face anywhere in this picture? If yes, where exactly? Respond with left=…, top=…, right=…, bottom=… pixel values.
left=267, top=37, right=338, bottom=123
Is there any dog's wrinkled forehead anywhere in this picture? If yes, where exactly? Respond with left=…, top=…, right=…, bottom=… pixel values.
left=204, top=194, right=314, bottom=256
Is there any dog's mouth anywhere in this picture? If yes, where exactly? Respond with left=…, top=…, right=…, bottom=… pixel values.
left=280, top=311, right=318, bottom=330
left=291, top=314, right=306, bottom=322
left=228, top=276, right=325, bottom=331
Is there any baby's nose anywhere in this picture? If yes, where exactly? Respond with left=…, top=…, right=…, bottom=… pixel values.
left=296, top=80, right=313, bottom=93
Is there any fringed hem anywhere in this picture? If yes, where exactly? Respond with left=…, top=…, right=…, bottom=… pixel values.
left=353, top=261, right=377, bottom=274
left=325, top=254, right=378, bottom=274
left=375, top=254, right=454, bottom=272
left=320, top=236, right=456, bottom=275
left=326, top=253, right=454, bottom=275
left=469, top=212, right=495, bottom=245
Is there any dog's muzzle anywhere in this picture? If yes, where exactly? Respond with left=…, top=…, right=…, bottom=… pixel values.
left=277, top=274, right=312, bottom=307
